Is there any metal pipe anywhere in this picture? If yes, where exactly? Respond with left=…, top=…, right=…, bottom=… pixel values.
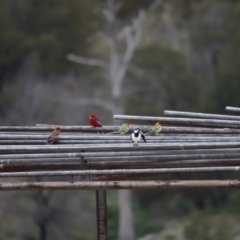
left=164, top=110, right=240, bottom=121
left=83, top=152, right=240, bottom=162
left=1, top=142, right=240, bottom=154
left=113, top=114, right=240, bottom=128
left=2, top=134, right=240, bottom=140
left=0, top=180, right=239, bottom=190
left=4, top=135, right=240, bottom=140
left=1, top=148, right=240, bottom=160
left=0, top=126, right=118, bottom=132
left=3, top=138, right=240, bottom=145
left=1, top=166, right=240, bottom=178
left=225, top=106, right=240, bottom=112
left=2, top=151, right=240, bottom=164
left=2, top=126, right=240, bottom=134
left=0, top=125, right=154, bottom=133
left=1, top=158, right=240, bottom=173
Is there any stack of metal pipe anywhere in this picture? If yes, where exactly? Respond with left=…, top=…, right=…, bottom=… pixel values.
left=0, top=105, right=240, bottom=189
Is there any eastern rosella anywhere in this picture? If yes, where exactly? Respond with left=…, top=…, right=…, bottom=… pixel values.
left=145, top=121, right=162, bottom=135
left=89, top=114, right=102, bottom=127
left=46, top=127, right=61, bottom=144
left=131, top=128, right=146, bottom=146
left=106, top=122, right=131, bottom=135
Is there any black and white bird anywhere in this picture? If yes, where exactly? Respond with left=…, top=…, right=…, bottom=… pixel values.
left=130, top=128, right=146, bottom=146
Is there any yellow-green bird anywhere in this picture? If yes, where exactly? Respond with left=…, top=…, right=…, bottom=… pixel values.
left=106, top=123, right=131, bottom=135
left=146, top=121, right=162, bottom=135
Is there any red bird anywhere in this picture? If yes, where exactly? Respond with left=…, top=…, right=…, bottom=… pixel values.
left=89, top=114, right=102, bottom=127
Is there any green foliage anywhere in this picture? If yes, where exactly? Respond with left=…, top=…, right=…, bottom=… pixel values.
left=224, top=190, right=240, bottom=213
left=134, top=204, right=163, bottom=237
left=184, top=211, right=237, bottom=240
left=164, top=235, right=177, bottom=240
left=70, top=232, right=95, bottom=240
left=212, top=51, right=240, bottom=113
left=126, top=44, right=198, bottom=115
left=22, top=0, right=97, bottom=73
left=165, top=194, right=194, bottom=216
left=0, top=13, right=33, bottom=87
left=116, top=0, right=153, bottom=19
left=107, top=196, right=119, bottom=240
left=136, top=189, right=194, bottom=219
left=200, top=1, right=240, bottom=113
left=0, top=0, right=97, bottom=85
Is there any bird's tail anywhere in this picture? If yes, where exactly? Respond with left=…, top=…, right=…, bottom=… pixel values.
left=46, top=137, right=59, bottom=144
left=46, top=140, right=55, bottom=145
left=105, top=131, right=117, bottom=135
left=145, top=131, right=152, bottom=136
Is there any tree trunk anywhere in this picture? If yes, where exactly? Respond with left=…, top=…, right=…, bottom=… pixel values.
left=118, top=190, right=135, bottom=240
left=112, top=98, right=135, bottom=240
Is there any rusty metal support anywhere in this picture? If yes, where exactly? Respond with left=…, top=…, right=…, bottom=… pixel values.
left=2, top=158, right=240, bottom=173
left=96, top=190, right=108, bottom=240
left=0, top=180, right=240, bottom=190
left=0, top=166, right=240, bottom=178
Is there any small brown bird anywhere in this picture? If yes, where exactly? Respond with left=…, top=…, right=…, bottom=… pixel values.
left=46, top=127, right=61, bottom=144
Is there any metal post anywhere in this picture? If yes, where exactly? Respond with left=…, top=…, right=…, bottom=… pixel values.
left=96, top=190, right=108, bottom=240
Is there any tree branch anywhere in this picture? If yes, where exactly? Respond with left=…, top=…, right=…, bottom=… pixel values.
left=113, top=10, right=145, bottom=93
left=110, top=38, right=119, bottom=80
left=102, top=9, right=114, bottom=22
left=118, top=0, right=163, bottom=40
left=67, top=54, right=108, bottom=69
left=66, top=0, right=163, bottom=100
left=147, top=0, right=164, bottom=13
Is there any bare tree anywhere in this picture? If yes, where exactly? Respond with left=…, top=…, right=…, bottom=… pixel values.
left=67, top=1, right=163, bottom=239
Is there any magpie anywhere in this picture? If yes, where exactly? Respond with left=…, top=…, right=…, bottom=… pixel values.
left=130, top=128, right=146, bottom=146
